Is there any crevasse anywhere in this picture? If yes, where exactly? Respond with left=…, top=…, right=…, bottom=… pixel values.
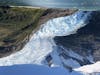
left=0, top=11, right=91, bottom=66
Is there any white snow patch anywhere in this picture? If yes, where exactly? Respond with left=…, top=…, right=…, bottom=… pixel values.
left=74, top=61, right=100, bottom=74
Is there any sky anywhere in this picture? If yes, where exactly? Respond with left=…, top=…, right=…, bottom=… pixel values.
left=23, top=0, right=99, bottom=6
left=22, top=0, right=100, bottom=10
left=0, top=0, right=100, bottom=10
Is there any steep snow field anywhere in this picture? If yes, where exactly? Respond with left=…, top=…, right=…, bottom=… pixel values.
left=74, top=61, right=100, bottom=75
left=0, top=11, right=96, bottom=75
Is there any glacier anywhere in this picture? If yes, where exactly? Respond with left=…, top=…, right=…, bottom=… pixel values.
left=0, top=10, right=96, bottom=75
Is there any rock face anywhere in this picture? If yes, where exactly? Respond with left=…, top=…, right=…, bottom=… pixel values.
left=36, top=8, right=77, bottom=33
left=0, top=6, right=76, bottom=58
left=54, top=11, right=100, bottom=63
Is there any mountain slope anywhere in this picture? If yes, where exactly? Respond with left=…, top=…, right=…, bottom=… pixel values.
left=1, top=7, right=100, bottom=75
left=0, top=6, right=76, bottom=58
left=0, top=11, right=91, bottom=68
left=0, top=6, right=45, bottom=57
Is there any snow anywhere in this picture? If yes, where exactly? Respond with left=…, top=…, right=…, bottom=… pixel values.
left=0, top=10, right=92, bottom=75
left=59, top=46, right=84, bottom=61
left=0, top=64, right=74, bottom=75
left=61, top=58, right=80, bottom=68
left=86, top=55, right=94, bottom=63
left=40, top=11, right=92, bottom=37
left=74, top=61, right=100, bottom=74
left=68, top=50, right=84, bottom=61
left=50, top=47, right=63, bottom=67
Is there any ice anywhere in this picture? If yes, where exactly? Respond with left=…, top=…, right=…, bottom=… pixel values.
left=0, top=11, right=92, bottom=67
left=74, top=61, right=100, bottom=74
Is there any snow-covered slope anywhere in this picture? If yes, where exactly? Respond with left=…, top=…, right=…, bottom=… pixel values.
left=74, top=61, right=100, bottom=75
left=0, top=11, right=94, bottom=75
left=0, top=64, right=83, bottom=75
